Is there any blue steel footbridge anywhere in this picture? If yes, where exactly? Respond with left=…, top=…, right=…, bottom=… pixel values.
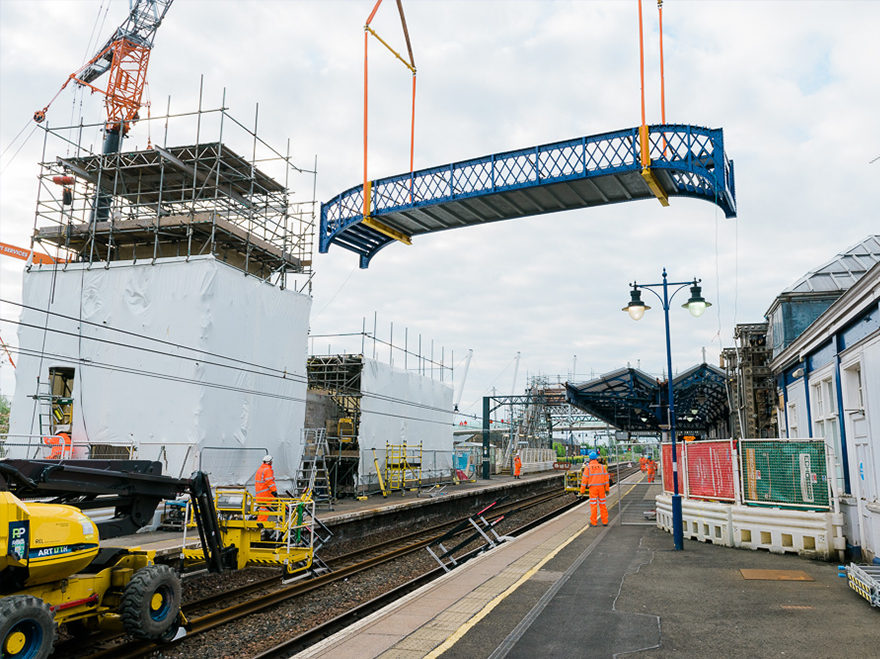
left=320, top=124, right=736, bottom=268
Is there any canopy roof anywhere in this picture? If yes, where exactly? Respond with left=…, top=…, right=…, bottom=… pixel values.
left=565, top=363, right=729, bottom=434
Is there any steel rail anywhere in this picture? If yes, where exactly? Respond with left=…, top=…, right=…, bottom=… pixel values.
left=75, top=486, right=569, bottom=659
left=253, top=465, right=642, bottom=658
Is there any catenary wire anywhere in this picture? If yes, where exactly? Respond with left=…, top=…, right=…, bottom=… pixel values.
left=0, top=315, right=480, bottom=421
left=0, top=298, right=466, bottom=415
left=8, top=343, right=456, bottom=428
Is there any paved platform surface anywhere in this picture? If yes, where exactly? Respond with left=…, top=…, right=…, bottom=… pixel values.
left=318, top=470, right=561, bottom=523
left=296, top=473, right=878, bottom=658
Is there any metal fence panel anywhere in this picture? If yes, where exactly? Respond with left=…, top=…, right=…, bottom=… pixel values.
left=661, top=442, right=683, bottom=494
left=685, top=439, right=736, bottom=501
left=616, top=442, right=662, bottom=525
left=739, top=438, right=831, bottom=510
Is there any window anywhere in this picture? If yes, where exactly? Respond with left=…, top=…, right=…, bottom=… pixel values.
left=843, top=364, right=864, bottom=413
left=787, top=401, right=798, bottom=437
left=810, top=375, right=843, bottom=493
left=810, top=377, right=838, bottom=443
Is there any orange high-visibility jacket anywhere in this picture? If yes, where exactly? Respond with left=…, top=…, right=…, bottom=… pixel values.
left=43, top=432, right=71, bottom=459
left=639, top=456, right=647, bottom=470
left=255, top=462, right=277, bottom=498
left=514, top=455, right=522, bottom=475
left=581, top=459, right=610, bottom=491
left=646, top=460, right=656, bottom=473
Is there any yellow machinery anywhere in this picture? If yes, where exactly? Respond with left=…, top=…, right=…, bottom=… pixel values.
left=1, top=460, right=321, bottom=659
left=181, top=489, right=316, bottom=575
left=1, top=490, right=179, bottom=659
left=337, top=417, right=355, bottom=443
left=564, top=467, right=584, bottom=493
left=384, top=441, right=422, bottom=493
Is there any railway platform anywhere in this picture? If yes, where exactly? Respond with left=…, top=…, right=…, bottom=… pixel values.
left=100, top=470, right=565, bottom=558
left=296, top=471, right=878, bottom=658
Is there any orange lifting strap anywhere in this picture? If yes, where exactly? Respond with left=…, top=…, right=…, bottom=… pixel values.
left=363, top=0, right=418, bottom=226
left=636, top=0, right=669, bottom=207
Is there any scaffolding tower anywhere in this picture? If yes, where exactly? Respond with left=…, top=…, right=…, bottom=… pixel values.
left=722, top=323, right=776, bottom=438
left=28, top=105, right=315, bottom=292
left=307, top=355, right=363, bottom=497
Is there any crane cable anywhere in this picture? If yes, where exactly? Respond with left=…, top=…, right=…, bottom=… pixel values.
left=363, top=0, right=417, bottom=220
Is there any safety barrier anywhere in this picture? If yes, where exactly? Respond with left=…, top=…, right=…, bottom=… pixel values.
left=656, top=493, right=845, bottom=560
left=661, top=438, right=833, bottom=511
left=656, top=494, right=733, bottom=546
left=661, top=442, right=683, bottom=494
left=655, top=438, right=842, bottom=560
left=731, top=503, right=845, bottom=561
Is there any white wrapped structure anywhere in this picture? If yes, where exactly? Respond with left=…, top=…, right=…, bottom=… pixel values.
left=358, top=358, right=454, bottom=482
left=8, top=255, right=310, bottom=488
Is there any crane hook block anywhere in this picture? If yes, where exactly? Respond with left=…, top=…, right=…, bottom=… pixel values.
left=33, top=108, right=47, bottom=123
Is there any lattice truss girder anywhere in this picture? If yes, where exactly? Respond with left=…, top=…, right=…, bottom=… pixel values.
left=321, top=124, right=737, bottom=267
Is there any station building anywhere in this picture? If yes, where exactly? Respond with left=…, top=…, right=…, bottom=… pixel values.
left=768, top=235, right=880, bottom=562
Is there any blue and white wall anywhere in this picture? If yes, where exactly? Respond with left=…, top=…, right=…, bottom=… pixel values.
left=772, top=264, right=880, bottom=562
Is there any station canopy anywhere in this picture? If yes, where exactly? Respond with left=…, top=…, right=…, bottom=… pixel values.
left=565, top=363, right=729, bottom=435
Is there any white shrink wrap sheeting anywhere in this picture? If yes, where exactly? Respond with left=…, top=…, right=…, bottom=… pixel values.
left=358, top=358, right=454, bottom=478
left=9, top=256, right=310, bottom=488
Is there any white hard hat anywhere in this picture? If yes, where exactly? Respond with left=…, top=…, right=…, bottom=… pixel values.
left=263, top=454, right=273, bottom=462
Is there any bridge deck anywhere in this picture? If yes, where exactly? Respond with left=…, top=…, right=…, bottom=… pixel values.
left=320, top=124, right=736, bottom=267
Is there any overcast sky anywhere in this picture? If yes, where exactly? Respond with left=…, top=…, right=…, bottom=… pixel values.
left=1, top=0, right=878, bottom=419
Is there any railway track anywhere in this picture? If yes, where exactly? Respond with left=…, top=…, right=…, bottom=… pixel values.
left=71, top=467, right=643, bottom=658
left=254, top=464, right=643, bottom=658
left=72, top=486, right=570, bottom=659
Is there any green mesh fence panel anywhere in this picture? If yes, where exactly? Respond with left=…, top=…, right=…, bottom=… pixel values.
left=739, top=439, right=831, bottom=510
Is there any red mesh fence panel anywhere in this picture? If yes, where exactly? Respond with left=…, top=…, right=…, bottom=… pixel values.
left=685, top=440, right=735, bottom=501
left=661, top=443, right=683, bottom=493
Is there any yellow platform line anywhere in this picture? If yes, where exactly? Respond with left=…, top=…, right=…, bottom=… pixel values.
left=424, top=473, right=648, bottom=658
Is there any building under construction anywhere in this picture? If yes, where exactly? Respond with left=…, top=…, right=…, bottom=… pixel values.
left=8, top=106, right=317, bottom=488
left=721, top=322, right=777, bottom=438
left=305, top=342, right=454, bottom=497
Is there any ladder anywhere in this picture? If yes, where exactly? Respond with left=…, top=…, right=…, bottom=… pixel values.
left=384, top=441, right=422, bottom=493
left=296, top=429, right=333, bottom=509
left=29, top=378, right=57, bottom=458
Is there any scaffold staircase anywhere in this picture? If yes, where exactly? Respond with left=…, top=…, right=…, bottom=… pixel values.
left=384, top=441, right=422, bottom=493
left=296, top=429, right=333, bottom=509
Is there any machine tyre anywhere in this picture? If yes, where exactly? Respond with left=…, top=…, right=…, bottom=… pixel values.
left=0, top=595, right=56, bottom=659
left=119, top=565, right=181, bottom=640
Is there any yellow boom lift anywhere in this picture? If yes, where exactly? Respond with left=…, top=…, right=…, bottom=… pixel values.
left=0, top=459, right=323, bottom=658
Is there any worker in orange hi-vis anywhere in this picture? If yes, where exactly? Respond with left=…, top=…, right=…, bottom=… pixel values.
left=255, top=455, right=278, bottom=522
left=579, top=451, right=610, bottom=526
left=646, top=457, right=657, bottom=483
left=513, top=453, right=522, bottom=479
left=639, top=455, right=647, bottom=472
left=43, top=426, right=72, bottom=459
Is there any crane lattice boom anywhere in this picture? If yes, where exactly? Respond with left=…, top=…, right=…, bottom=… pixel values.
left=35, top=0, right=174, bottom=132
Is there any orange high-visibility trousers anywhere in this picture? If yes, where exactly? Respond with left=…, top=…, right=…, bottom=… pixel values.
left=647, top=464, right=656, bottom=483
left=588, top=485, right=608, bottom=525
